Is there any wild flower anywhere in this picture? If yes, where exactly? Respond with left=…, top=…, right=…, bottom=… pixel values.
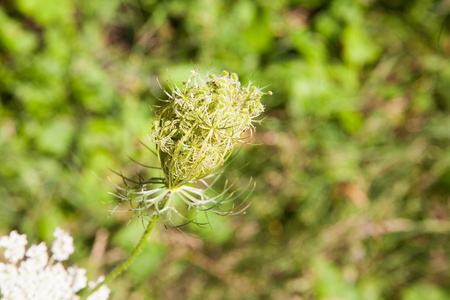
left=112, top=70, right=271, bottom=225
left=0, top=228, right=110, bottom=300
left=82, top=70, right=270, bottom=298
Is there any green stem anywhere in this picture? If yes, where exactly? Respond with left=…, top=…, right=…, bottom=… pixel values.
left=80, top=214, right=159, bottom=299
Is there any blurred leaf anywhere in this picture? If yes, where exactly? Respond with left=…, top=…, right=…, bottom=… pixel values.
left=337, top=111, right=364, bottom=134
left=36, top=117, right=75, bottom=157
left=0, top=9, right=38, bottom=54
left=291, top=30, right=328, bottom=62
left=402, top=283, right=450, bottom=300
left=15, top=0, right=73, bottom=25
left=313, top=257, right=359, bottom=300
left=342, top=25, right=381, bottom=67
left=244, top=11, right=273, bottom=52
left=315, top=13, right=340, bottom=39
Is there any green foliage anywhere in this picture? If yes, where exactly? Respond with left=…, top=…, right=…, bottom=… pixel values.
left=1, top=0, right=449, bottom=299
left=402, top=283, right=450, bottom=300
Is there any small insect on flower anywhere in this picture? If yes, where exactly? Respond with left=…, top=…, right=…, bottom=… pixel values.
left=112, top=70, right=271, bottom=226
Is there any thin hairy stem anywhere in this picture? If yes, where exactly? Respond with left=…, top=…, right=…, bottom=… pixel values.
left=78, top=213, right=159, bottom=299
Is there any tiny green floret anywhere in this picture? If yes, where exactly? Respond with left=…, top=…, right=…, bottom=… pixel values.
left=150, top=70, right=269, bottom=189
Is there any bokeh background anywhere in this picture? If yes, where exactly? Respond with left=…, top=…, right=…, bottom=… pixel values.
left=1, top=0, right=450, bottom=299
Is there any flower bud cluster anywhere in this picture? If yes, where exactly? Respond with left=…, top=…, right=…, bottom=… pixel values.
left=151, top=70, right=269, bottom=189
left=0, top=229, right=110, bottom=300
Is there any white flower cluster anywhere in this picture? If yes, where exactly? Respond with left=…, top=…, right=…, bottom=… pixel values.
left=0, top=228, right=110, bottom=300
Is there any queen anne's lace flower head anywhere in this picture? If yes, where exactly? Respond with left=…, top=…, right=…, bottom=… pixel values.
left=112, top=70, right=271, bottom=225
left=0, top=228, right=110, bottom=300
left=150, top=70, right=269, bottom=189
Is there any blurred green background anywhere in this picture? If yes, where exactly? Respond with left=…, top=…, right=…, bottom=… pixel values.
left=1, top=0, right=450, bottom=299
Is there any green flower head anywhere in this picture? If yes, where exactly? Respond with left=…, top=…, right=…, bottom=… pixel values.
left=112, top=70, right=270, bottom=225
left=151, top=70, right=269, bottom=190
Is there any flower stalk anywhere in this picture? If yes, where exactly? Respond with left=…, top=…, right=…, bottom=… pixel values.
left=80, top=213, right=159, bottom=299
left=89, top=70, right=270, bottom=297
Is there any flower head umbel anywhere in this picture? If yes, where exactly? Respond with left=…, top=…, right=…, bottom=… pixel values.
left=113, top=70, right=270, bottom=225
left=151, top=70, right=266, bottom=188
left=0, top=228, right=110, bottom=300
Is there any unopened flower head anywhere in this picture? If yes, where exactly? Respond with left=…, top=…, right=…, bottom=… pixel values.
left=151, top=70, right=268, bottom=189
left=0, top=228, right=110, bottom=300
left=112, top=70, right=270, bottom=225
